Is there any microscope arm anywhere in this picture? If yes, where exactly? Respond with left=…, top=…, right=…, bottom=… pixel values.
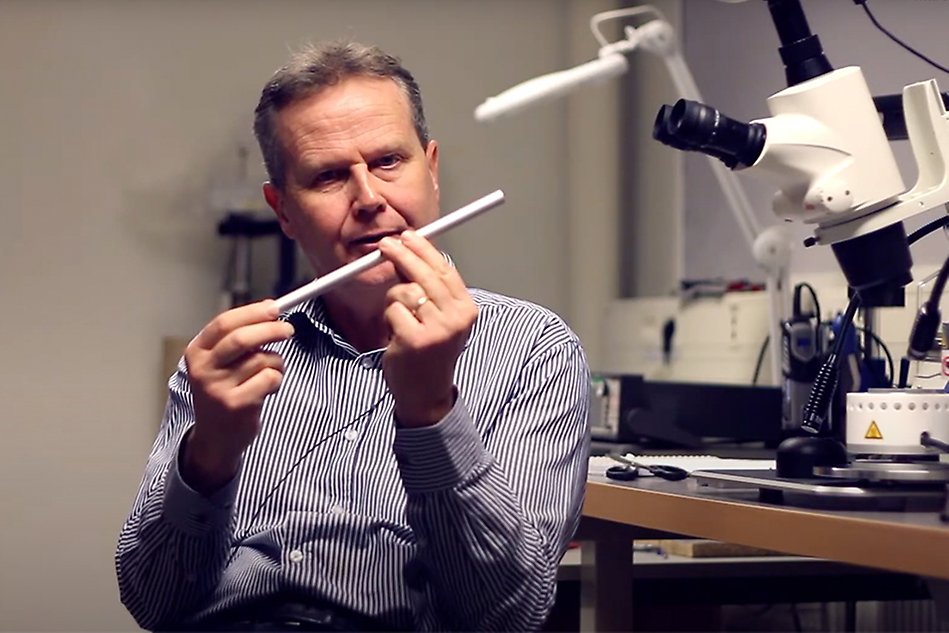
left=814, top=79, right=949, bottom=245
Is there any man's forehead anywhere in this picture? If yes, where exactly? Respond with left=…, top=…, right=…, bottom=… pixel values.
left=275, top=77, right=414, bottom=144
left=277, top=77, right=413, bottom=127
left=288, top=76, right=410, bottom=122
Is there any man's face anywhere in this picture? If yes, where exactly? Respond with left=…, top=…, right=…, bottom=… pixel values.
left=263, top=76, right=440, bottom=291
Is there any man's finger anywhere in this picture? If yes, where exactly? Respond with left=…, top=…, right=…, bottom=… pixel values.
left=193, top=300, right=281, bottom=349
left=400, top=230, right=468, bottom=298
left=229, top=367, right=286, bottom=407
left=211, top=320, right=295, bottom=367
left=229, top=351, right=286, bottom=386
left=378, top=236, right=453, bottom=304
left=386, top=282, right=429, bottom=313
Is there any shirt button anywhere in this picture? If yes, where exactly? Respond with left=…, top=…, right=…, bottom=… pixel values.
left=330, top=505, right=346, bottom=515
left=344, top=428, right=359, bottom=442
left=360, top=357, right=374, bottom=369
left=288, top=549, right=304, bottom=563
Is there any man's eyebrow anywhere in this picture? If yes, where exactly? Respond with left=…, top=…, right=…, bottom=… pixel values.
left=296, top=138, right=411, bottom=172
left=298, top=155, right=347, bottom=173
left=368, top=140, right=409, bottom=157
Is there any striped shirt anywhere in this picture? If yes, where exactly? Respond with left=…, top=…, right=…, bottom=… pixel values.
left=116, top=288, right=591, bottom=631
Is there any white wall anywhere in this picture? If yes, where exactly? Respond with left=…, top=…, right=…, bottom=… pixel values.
left=0, top=1, right=618, bottom=629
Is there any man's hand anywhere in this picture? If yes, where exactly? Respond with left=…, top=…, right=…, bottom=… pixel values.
left=377, top=230, right=477, bottom=427
left=181, top=300, right=294, bottom=493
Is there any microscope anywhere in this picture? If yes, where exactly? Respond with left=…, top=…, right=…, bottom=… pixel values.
left=653, top=0, right=949, bottom=486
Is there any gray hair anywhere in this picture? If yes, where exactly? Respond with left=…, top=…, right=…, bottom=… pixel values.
left=253, top=41, right=430, bottom=189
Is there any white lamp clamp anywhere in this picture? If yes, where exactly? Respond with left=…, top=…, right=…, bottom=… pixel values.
left=474, top=5, right=792, bottom=386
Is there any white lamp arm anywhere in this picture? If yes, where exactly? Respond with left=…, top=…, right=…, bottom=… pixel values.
left=474, top=54, right=628, bottom=123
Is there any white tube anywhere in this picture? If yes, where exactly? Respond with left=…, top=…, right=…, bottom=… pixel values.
left=274, top=190, right=506, bottom=312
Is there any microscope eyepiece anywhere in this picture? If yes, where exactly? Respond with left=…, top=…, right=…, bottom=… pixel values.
left=653, top=99, right=766, bottom=170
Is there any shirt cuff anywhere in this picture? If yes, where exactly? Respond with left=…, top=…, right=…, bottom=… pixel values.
left=163, top=436, right=240, bottom=536
left=393, top=392, right=489, bottom=494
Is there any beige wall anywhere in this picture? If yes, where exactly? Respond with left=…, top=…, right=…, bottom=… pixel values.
left=620, top=0, right=684, bottom=298
left=0, top=1, right=620, bottom=629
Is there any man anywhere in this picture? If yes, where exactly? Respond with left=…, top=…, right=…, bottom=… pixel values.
left=116, top=41, right=590, bottom=632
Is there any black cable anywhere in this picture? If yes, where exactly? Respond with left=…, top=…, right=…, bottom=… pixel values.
left=852, top=325, right=895, bottom=387
left=855, top=1, right=949, bottom=75
left=796, top=281, right=823, bottom=352
left=921, top=431, right=949, bottom=453
left=835, top=296, right=863, bottom=357
left=752, top=335, right=770, bottom=385
left=898, top=356, right=911, bottom=389
left=907, top=251, right=949, bottom=360
left=923, top=253, right=949, bottom=320
left=227, top=391, right=389, bottom=564
left=897, top=209, right=949, bottom=386
left=907, top=213, right=949, bottom=245
left=800, top=292, right=862, bottom=434
left=861, top=310, right=874, bottom=372
left=662, top=318, right=676, bottom=365
left=792, top=281, right=822, bottom=321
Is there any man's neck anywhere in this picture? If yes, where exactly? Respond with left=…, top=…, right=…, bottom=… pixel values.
left=323, top=290, right=390, bottom=352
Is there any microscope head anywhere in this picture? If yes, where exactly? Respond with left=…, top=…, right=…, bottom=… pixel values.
left=653, top=62, right=949, bottom=306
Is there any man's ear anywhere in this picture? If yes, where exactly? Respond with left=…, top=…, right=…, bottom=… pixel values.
left=425, top=140, right=440, bottom=197
left=263, top=182, right=295, bottom=240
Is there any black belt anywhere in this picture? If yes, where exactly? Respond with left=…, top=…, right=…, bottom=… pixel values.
left=188, top=598, right=391, bottom=632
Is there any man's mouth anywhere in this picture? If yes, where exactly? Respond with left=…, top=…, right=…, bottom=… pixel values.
left=350, top=230, right=402, bottom=248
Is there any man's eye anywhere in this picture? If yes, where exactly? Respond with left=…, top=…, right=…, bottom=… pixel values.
left=313, top=169, right=346, bottom=186
left=374, top=154, right=401, bottom=169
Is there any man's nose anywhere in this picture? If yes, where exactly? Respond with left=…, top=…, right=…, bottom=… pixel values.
left=350, top=166, right=386, bottom=215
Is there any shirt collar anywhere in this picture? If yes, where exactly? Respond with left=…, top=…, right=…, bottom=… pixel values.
left=280, top=251, right=465, bottom=355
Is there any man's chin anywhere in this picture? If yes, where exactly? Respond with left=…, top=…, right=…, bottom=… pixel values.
left=347, top=261, right=399, bottom=290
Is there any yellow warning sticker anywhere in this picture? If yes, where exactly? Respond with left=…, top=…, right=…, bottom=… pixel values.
left=865, top=421, right=883, bottom=440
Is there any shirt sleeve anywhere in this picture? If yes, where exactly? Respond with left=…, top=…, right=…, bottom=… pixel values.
left=393, top=331, right=591, bottom=631
left=114, top=369, right=239, bottom=630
